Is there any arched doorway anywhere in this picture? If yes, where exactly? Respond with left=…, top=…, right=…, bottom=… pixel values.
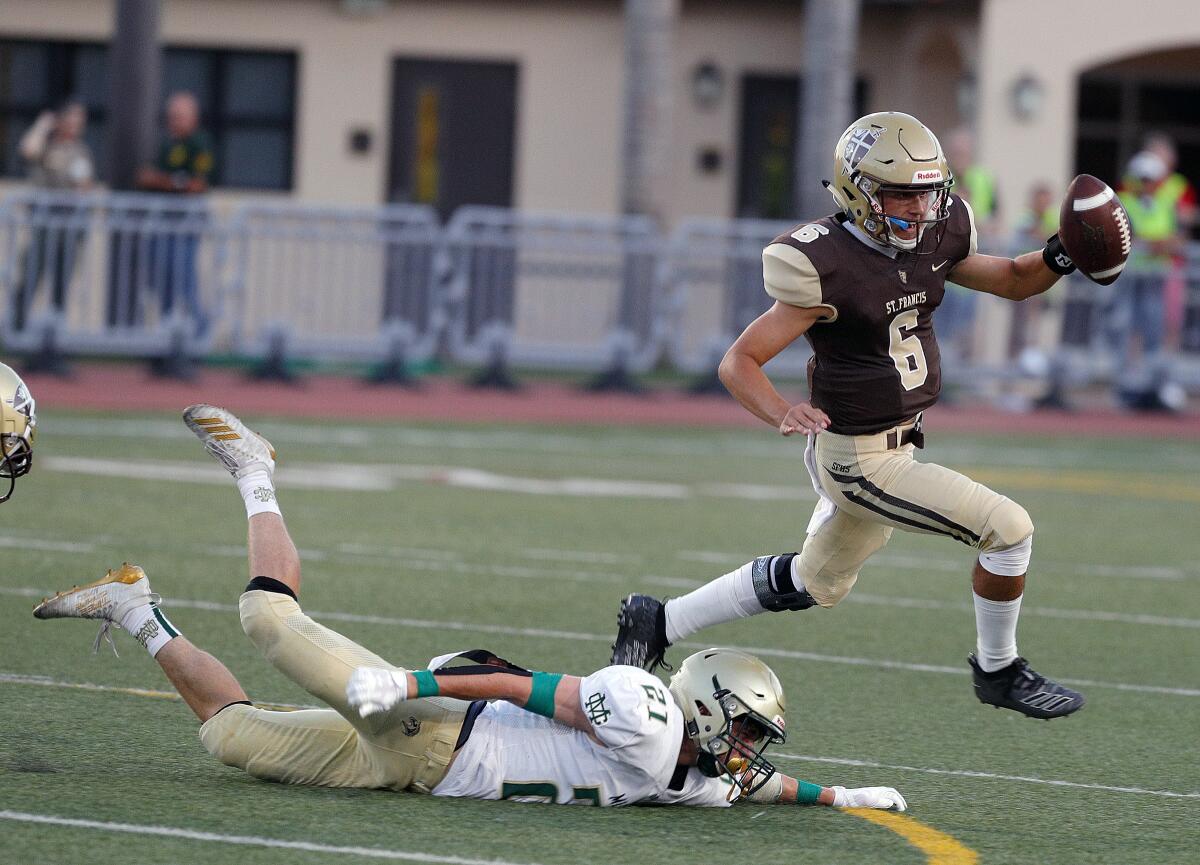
left=1076, top=44, right=1200, bottom=233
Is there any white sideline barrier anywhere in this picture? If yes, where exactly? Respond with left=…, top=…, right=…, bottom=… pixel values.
left=442, top=206, right=666, bottom=373
left=0, top=190, right=223, bottom=357
left=223, top=202, right=441, bottom=365
left=664, top=218, right=814, bottom=378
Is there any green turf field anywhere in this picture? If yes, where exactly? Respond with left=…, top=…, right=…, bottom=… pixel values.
left=2, top=409, right=1198, bottom=864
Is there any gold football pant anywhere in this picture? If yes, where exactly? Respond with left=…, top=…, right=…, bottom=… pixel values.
left=798, top=418, right=1033, bottom=607
left=198, top=589, right=470, bottom=791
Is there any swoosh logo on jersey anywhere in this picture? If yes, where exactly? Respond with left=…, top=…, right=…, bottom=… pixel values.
left=931, top=260, right=950, bottom=272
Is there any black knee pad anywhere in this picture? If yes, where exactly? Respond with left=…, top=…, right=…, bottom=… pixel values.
left=751, top=553, right=816, bottom=612
left=245, top=576, right=297, bottom=601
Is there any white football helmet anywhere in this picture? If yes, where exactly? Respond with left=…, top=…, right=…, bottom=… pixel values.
left=0, top=363, right=36, bottom=503
left=669, top=648, right=786, bottom=796
left=827, top=111, right=954, bottom=252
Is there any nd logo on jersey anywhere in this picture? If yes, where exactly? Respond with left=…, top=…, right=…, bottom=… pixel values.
left=584, top=692, right=611, bottom=725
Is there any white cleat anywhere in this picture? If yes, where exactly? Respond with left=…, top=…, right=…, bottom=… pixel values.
left=33, top=563, right=159, bottom=655
left=182, top=404, right=275, bottom=478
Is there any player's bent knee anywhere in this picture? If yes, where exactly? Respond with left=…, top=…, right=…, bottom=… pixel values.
left=803, top=573, right=858, bottom=608
left=982, top=498, right=1034, bottom=551
left=198, top=703, right=256, bottom=773
left=238, top=586, right=299, bottom=654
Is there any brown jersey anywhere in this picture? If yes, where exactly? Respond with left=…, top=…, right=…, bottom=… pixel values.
left=761, top=195, right=977, bottom=434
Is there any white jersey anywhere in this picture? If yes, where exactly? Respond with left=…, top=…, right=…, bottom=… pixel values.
left=431, top=665, right=733, bottom=807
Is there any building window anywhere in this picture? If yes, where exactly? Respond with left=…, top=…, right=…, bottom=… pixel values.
left=0, top=38, right=296, bottom=190
left=736, top=74, right=868, bottom=220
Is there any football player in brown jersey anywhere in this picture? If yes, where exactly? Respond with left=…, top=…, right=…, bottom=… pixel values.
left=612, top=112, right=1085, bottom=720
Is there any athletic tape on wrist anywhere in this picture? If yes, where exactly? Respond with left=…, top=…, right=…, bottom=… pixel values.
left=796, top=780, right=824, bottom=805
left=412, top=669, right=440, bottom=698
left=525, top=672, right=563, bottom=717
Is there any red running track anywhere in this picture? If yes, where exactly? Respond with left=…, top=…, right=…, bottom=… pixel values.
left=18, top=361, right=1200, bottom=439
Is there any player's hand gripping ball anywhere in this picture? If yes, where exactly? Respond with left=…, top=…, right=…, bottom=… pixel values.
left=1057, top=174, right=1133, bottom=286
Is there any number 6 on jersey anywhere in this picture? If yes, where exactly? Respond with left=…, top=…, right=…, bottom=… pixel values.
left=888, top=309, right=928, bottom=391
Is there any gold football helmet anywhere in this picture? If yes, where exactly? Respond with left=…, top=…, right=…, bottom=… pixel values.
left=669, top=648, right=786, bottom=796
left=828, top=111, right=954, bottom=252
left=0, top=363, right=36, bottom=503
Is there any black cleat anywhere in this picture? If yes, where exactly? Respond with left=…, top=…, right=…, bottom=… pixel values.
left=611, top=594, right=671, bottom=672
left=969, top=654, right=1085, bottom=719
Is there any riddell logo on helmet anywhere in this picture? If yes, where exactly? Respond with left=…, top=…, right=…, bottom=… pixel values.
left=912, top=169, right=944, bottom=182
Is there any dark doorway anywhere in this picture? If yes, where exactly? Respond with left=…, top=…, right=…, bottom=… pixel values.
left=736, top=74, right=867, bottom=220
left=388, top=57, right=518, bottom=220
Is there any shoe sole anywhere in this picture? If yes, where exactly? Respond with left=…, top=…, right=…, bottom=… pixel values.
left=33, top=563, right=147, bottom=619
left=183, top=405, right=276, bottom=468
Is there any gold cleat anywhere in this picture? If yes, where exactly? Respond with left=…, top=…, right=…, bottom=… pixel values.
left=33, top=563, right=159, bottom=655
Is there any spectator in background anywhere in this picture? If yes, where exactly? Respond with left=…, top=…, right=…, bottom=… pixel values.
left=1139, top=132, right=1196, bottom=354
left=936, top=127, right=1000, bottom=364
left=1008, top=182, right=1059, bottom=353
left=1113, top=150, right=1186, bottom=411
left=136, top=91, right=214, bottom=336
left=11, top=99, right=94, bottom=332
left=1009, top=183, right=1069, bottom=409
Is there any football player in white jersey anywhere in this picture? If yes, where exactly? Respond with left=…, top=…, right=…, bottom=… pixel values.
left=33, top=405, right=906, bottom=812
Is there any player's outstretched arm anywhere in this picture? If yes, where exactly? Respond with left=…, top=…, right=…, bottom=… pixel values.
left=346, top=666, right=593, bottom=733
left=947, top=237, right=1072, bottom=303
left=759, top=773, right=907, bottom=810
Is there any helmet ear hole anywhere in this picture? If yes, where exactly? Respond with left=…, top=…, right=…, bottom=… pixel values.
left=694, top=700, right=711, bottom=717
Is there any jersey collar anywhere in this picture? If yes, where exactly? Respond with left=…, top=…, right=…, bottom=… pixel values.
left=843, top=220, right=900, bottom=259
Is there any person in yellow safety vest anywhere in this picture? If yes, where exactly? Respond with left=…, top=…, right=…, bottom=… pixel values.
left=936, top=128, right=1001, bottom=364
left=1111, top=151, right=1187, bottom=411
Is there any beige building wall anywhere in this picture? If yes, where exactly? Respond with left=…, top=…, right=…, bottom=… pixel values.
left=978, top=0, right=1200, bottom=229
left=670, top=0, right=978, bottom=222
left=0, top=0, right=627, bottom=213
left=2, top=0, right=977, bottom=223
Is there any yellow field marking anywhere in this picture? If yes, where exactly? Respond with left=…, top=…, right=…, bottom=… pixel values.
left=846, top=808, right=978, bottom=865
left=968, top=467, right=1200, bottom=504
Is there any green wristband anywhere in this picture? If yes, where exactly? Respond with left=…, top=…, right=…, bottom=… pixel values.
left=525, top=672, right=563, bottom=718
left=412, top=669, right=440, bottom=698
left=795, top=780, right=823, bottom=805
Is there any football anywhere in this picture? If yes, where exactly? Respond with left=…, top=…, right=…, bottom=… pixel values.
left=1058, top=174, right=1133, bottom=285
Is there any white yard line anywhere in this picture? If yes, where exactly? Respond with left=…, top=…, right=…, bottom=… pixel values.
left=3, top=531, right=1198, bottom=626
left=0, top=811, right=545, bottom=865
left=5, top=587, right=1196, bottom=697
left=770, top=754, right=1200, bottom=800
left=45, top=415, right=1200, bottom=472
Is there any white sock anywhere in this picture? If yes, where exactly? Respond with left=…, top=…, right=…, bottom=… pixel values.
left=118, top=603, right=180, bottom=658
left=664, top=561, right=765, bottom=644
left=237, top=470, right=281, bottom=519
left=972, top=592, right=1022, bottom=672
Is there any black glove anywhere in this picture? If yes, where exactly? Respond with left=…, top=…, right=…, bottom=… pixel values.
left=1042, top=234, right=1076, bottom=275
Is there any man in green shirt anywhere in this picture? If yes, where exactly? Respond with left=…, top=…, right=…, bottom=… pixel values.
left=137, top=91, right=214, bottom=336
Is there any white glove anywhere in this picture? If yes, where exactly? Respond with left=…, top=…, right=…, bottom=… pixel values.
left=830, top=785, right=908, bottom=811
left=346, top=667, right=409, bottom=717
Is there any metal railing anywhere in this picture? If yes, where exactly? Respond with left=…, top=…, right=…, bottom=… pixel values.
left=224, top=202, right=441, bottom=372
left=442, top=206, right=666, bottom=376
left=2, top=187, right=1199, bottom=399
left=0, top=190, right=224, bottom=361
